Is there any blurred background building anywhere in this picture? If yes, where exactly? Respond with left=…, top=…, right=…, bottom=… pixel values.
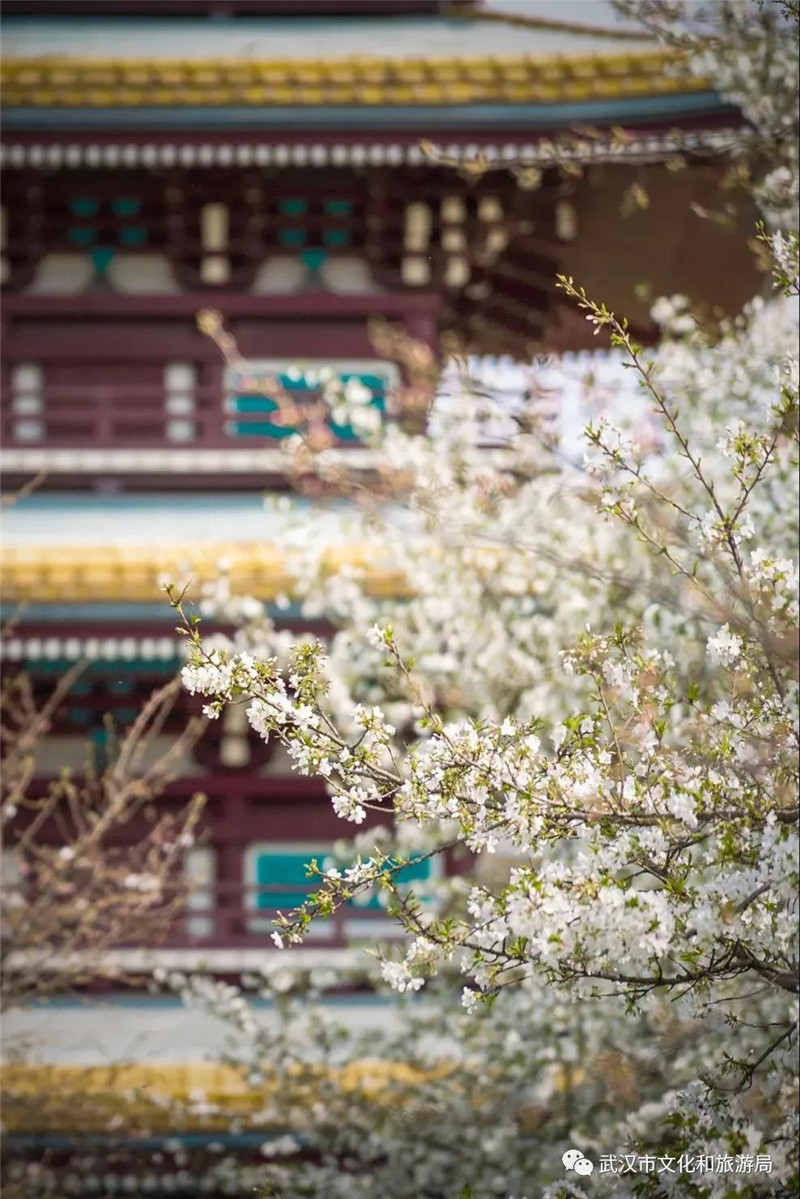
left=1, top=0, right=763, bottom=1189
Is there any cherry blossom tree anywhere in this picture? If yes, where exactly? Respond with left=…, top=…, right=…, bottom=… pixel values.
left=175, top=3, right=798, bottom=1195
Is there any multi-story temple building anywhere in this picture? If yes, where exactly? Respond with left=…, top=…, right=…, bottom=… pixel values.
left=0, top=0, right=763, bottom=1183
left=0, top=0, right=762, bottom=967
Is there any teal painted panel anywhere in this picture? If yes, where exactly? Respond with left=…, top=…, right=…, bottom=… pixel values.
left=279, top=198, right=307, bottom=216
left=254, top=850, right=435, bottom=913
left=278, top=228, right=305, bottom=247
left=91, top=246, right=114, bottom=274
left=112, top=197, right=141, bottom=216
left=229, top=420, right=294, bottom=440
left=230, top=395, right=280, bottom=414
left=300, top=247, right=326, bottom=273
left=68, top=226, right=95, bottom=246
left=324, top=199, right=352, bottom=217
left=357, top=854, right=435, bottom=911
left=119, top=225, right=147, bottom=246
left=323, top=229, right=350, bottom=248
left=3, top=94, right=732, bottom=132
left=227, top=368, right=388, bottom=441
left=69, top=197, right=99, bottom=217
left=24, top=659, right=178, bottom=676
left=233, top=395, right=281, bottom=413
left=255, top=852, right=314, bottom=910
left=327, top=420, right=363, bottom=443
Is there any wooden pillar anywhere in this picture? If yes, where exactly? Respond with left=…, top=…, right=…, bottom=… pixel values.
left=402, top=296, right=441, bottom=352
left=213, top=792, right=247, bottom=943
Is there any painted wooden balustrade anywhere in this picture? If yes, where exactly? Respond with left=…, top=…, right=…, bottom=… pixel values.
left=0, top=292, right=440, bottom=453
left=159, top=879, right=409, bottom=950
left=3, top=843, right=431, bottom=953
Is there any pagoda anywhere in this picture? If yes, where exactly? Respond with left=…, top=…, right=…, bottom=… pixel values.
left=1, top=0, right=760, bottom=973
left=0, top=0, right=772, bottom=1187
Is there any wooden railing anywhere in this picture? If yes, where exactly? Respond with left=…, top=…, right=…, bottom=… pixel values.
left=171, top=881, right=404, bottom=949
left=1, top=292, right=441, bottom=452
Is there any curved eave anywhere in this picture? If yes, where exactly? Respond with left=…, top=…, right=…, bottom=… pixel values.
left=1, top=90, right=734, bottom=131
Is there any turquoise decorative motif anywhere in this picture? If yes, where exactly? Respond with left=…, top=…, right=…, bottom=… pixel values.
left=323, top=229, right=350, bottom=248
left=324, top=199, right=352, bottom=217
left=279, top=198, right=307, bottom=216
left=300, top=247, right=326, bottom=276
left=90, top=246, right=115, bottom=275
left=356, top=854, right=436, bottom=912
left=112, top=197, right=141, bottom=217
left=278, top=228, right=305, bottom=248
left=65, top=195, right=147, bottom=253
left=69, top=197, right=99, bottom=217
left=119, top=225, right=147, bottom=246
left=68, top=226, right=95, bottom=246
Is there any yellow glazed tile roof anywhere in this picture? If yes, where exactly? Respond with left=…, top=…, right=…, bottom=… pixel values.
left=0, top=49, right=706, bottom=108
left=0, top=540, right=538, bottom=606
left=2, top=1057, right=578, bottom=1134
left=0, top=542, right=410, bottom=604
left=1, top=1060, right=454, bottom=1133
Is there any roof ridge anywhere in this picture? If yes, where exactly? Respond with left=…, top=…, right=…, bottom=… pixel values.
left=3, top=47, right=676, bottom=64
left=464, top=6, right=656, bottom=42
